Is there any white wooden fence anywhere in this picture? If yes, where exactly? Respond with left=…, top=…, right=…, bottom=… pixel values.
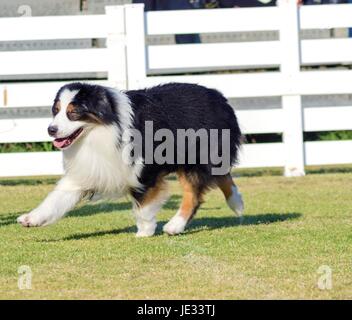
left=1, top=1, right=352, bottom=177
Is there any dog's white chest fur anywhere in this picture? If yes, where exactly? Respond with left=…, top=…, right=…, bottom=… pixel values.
left=62, top=124, right=141, bottom=196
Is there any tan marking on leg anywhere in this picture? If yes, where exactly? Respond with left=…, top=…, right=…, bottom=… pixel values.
left=217, top=174, right=244, bottom=217
left=177, top=172, right=202, bottom=221
left=217, top=174, right=235, bottom=200
left=139, top=178, right=168, bottom=208
left=163, top=171, right=208, bottom=235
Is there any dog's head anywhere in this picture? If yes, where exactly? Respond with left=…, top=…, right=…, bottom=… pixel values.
left=48, top=83, right=118, bottom=149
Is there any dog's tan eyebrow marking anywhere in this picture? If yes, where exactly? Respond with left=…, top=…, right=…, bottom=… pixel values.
left=66, top=103, right=82, bottom=121
left=66, top=103, right=75, bottom=113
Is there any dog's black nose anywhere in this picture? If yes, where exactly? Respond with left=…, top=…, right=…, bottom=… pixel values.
left=48, top=125, right=58, bottom=137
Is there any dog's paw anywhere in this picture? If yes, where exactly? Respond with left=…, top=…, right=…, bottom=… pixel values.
left=17, top=212, right=46, bottom=227
left=163, top=215, right=187, bottom=236
left=227, top=188, right=244, bottom=217
left=135, top=220, right=156, bottom=237
left=17, top=213, right=35, bottom=227
left=136, top=229, right=155, bottom=237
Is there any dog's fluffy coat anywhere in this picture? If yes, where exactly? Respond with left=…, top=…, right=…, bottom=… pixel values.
left=18, top=82, right=244, bottom=236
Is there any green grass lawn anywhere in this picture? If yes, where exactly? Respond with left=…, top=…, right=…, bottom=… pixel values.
left=0, top=173, right=351, bottom=299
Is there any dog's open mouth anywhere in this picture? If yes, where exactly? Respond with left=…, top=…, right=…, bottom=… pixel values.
left=53, top=128, right=83, bottom=149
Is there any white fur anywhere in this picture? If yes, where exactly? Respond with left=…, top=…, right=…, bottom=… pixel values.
left=109, top=88, right=133, bottom=134
left=63, top=124, right=142, bottom=195
left=60, top=88, right=78, bottom=109
left=163, top=210, right=188, bottom=235
left=50, top=89, right=85, bottom=139
left=227, top=185, right=244, bottom=217
left=134, top=191, right=169, bottom=237
left=17, top=178, right=82, bottom=227
left=18, top=88, right=144, bottom=229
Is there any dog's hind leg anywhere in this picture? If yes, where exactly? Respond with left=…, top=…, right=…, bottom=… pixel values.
left=17, top=177, right=83, bottom=227
left=216, top=173, right=244, bottom=217
left=131, top=176, right=169, bottom=237
left=163, top=171, right=205, bottom=236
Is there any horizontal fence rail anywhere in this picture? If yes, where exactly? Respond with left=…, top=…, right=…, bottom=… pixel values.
left=145, top=3, right=352, bottom=34
left=147, top=39, right=352, bottom=73
left=0, top=15, right=111, bottom=41
left=0, top=80, right=109, bottom=108
left=147, top=42, right=281, bottom=72
left=0, top=119, right=52, bottom=143
left=3, top=141, right=351, bottom=177
left=0, top=49, right=110, bottom=75
left=0, top=152, right=63, bottom=177
left=300, top=3, right=352, bottom=29
left=0, top=2, right=352, bottom=178
left=146, top=7, right=281, bottom=34
left=143, top=71, right=352, bottom=97
left=2, top=105, right=351, bottom=144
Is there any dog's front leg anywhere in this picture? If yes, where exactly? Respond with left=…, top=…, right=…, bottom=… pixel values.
left=17, top=178, right=82, bottom=227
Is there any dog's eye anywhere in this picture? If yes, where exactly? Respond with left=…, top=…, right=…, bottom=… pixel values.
left=67, top=110, right=81, bottom=121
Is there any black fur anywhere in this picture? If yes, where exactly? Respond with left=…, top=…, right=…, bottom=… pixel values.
left=126, top=83, right=241, bottom=202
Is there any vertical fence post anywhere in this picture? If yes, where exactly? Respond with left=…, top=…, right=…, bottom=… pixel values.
left=279, top=0, right=305, bottom=177
left=124, top=3, right=147, bottom=90
left=105, top=5, right=127, bottom=90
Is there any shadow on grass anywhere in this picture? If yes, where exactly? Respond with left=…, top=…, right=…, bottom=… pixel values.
left=0, top=214, right=20, bottom=227
left=57, top=226, right=137, bottom=241
left=67, top=194, right=184, bottom=217
left=0, top=202, right=133, bottom=228
left=68, top=202, right=131, bottom=217
left=53, top=212, right=301, bottom=241
left=1, top=195, right=184, bottom=228
left=0, top=177, right=58, bottom=186
left=186, top=212, right=301, bottom=234
left=68, top=194, right=220, bottom=216
left=2, top=194, right=192, bottom=228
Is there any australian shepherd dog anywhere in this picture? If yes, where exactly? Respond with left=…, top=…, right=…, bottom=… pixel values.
left=17, top=82, right=243, bottom=236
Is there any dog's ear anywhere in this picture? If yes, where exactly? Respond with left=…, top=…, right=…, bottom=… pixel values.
left=85, top=90, right=117, bottom=124
left=86, top=112, right=105, bottom=125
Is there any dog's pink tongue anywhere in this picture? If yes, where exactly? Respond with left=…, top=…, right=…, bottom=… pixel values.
left=53, top=138, right=68, bottom=149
